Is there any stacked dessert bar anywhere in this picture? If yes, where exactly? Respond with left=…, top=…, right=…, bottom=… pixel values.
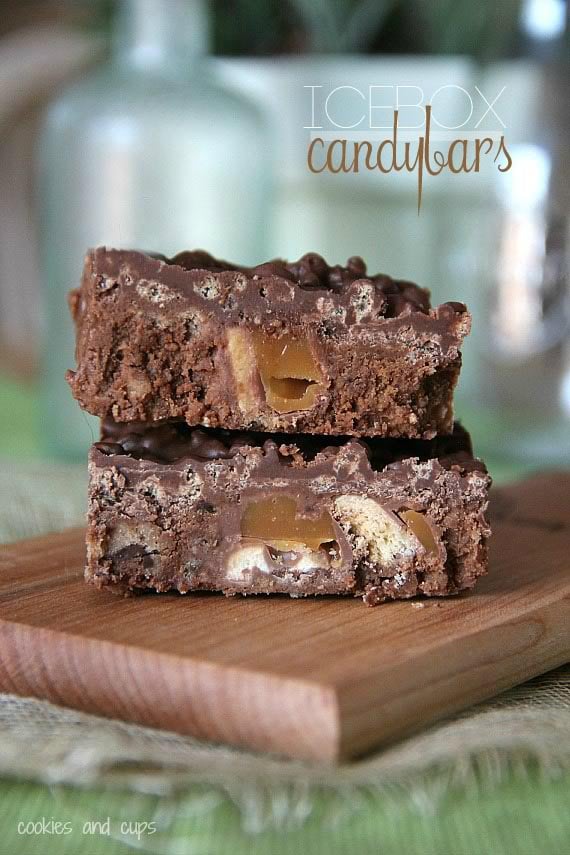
left=67, top=248, right=491, bottom=605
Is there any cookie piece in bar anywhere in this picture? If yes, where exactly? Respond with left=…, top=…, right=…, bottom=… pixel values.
left=67, top=248, right=471, bottom=438
left=86, top=420, right=491, bottom=605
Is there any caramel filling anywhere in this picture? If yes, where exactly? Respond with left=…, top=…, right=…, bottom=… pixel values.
left=241, top=495, right=336, bottom=551
left=251, top=332, right=323, bottom=413
left=399, top=510, right=438, bottom=554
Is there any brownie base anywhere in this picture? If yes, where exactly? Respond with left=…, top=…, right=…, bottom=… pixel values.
left=67, top=248, right=471, bottom=438
left=86, top=422, right=491, bottom=605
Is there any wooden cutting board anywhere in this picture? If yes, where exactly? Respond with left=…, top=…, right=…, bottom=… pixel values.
left=0, top=472, right=568, bottom=763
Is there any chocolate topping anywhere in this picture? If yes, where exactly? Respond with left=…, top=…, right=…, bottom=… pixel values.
left=146, top=249, right=435, bottom=318
left=97, top=418, right=484, bottom=474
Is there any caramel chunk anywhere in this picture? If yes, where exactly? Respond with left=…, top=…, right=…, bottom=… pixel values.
left=241, top=495, right=336, bottom=550
left=399, top=510, right=438, bottom=554
left=251, top=332, right=323, bottom=413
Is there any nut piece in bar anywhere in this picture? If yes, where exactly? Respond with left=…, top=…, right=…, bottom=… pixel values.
left=87, top=420, right=491, bottom=605
left=67, top=248, right=471, bottom=438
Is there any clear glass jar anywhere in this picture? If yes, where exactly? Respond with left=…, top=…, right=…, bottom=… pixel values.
left=39, top=0, right=273, bottom=459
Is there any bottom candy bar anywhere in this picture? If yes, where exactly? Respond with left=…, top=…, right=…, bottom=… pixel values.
left=87, top=420, right=491, bottom=605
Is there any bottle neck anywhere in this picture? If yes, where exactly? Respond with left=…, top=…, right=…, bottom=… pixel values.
left=113, top=0, right=210, bottom=71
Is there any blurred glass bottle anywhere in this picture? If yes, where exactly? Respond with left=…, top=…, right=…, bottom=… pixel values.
left=39, top=0, right=273, bottom=459
left=477, top=0, right=569, bottom=465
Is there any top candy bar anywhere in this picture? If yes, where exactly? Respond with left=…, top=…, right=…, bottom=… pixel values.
left=67, top=248, right=471, bottom=438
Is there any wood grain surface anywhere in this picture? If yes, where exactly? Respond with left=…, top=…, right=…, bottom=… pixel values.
left=0, top=472, right=568, bottom=762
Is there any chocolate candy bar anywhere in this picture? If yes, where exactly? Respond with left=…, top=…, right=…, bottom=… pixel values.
left=86, top=420, right=491, bottom=605
left=68, top=248, right=471, bottom=438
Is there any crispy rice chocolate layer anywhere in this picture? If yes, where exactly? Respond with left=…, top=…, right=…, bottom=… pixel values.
left=87, top=421, right=491, bottom=605
left=68, top=248, right=470, bottom=438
